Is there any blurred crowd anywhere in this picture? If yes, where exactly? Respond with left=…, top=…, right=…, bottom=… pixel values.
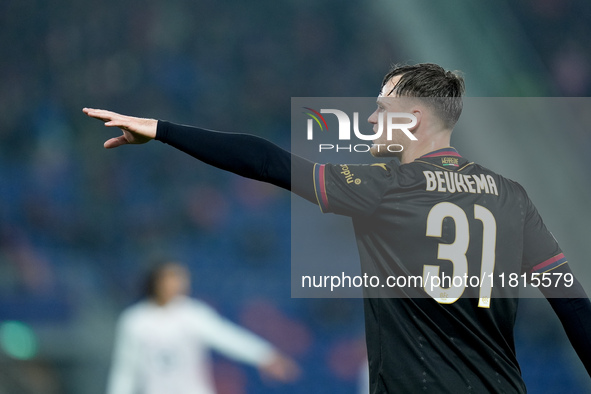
left=1, top=0, right=591, bottom=393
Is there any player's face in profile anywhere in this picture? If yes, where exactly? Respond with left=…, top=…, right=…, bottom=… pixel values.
left=368, top=76, right=414, bottom=157
left=155, top=264, right=190, bottom=303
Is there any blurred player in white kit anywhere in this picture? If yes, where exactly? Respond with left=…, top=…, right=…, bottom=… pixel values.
left=106, top=262, right=299, bottom=394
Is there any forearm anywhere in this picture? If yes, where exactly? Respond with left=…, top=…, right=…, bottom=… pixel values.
left=156, top=121, right=316, bottom=202
left=547, top=297, right=591, bottom=376
left=541, top=264, right=591, bottom=376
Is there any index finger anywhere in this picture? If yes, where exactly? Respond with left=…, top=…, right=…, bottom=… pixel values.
left=82, top=108, right=117, bottom=123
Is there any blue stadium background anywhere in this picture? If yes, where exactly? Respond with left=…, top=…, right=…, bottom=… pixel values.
left=1, top=0, right=591, bottom=393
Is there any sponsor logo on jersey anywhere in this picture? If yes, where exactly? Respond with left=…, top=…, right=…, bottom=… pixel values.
left=441, top=157, right=459, bottom=167
left=340, top=164, right=361, bottom=185
left=371, top=163, right=388, bottom=171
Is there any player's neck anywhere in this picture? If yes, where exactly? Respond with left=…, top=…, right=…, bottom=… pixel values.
left=153, top=295, right=177, bottom=306
left=153, top=298, right=170, bottom=306
left=399, top=130, right=452, bottom=164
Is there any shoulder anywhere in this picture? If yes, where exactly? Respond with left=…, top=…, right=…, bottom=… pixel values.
left=116, top=301, right=152, bottom=329
left=178, top=297, right=220, bottom=318
left=319, top=160, right=397, bottom=185
left=470, top=163, right=529, bottom=194
left=120, top=301, right=149, bottom=317
left=322, top=160, right=397, bottom=175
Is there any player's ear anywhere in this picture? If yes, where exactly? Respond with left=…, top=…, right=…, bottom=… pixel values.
left=409, top=108, right=421, bottom=133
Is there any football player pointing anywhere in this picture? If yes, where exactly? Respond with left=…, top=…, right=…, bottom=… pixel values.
left=85, top=63, right=591, bottom=394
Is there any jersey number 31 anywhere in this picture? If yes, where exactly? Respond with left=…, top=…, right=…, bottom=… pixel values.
left=423, top=202, right=496, bottom=308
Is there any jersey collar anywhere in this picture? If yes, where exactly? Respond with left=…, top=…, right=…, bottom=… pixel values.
left=419, top=147, right=462, bottom=158
left=414, top=147, right=471, bottom=170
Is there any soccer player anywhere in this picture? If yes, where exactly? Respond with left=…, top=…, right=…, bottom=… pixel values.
left=107, top=261, right=299, bottom=394
left=85, top=63, right=591, bottom=393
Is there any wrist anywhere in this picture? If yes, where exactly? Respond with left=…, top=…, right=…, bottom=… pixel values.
left=155, top=120, right=167, bottom=141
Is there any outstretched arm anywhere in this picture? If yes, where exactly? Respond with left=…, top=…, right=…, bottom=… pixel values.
left=539, top=263, right=591, bottom=376
left=189, top=301, right=300, bottom=383
left=83, top=108, right=317, bottom=203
